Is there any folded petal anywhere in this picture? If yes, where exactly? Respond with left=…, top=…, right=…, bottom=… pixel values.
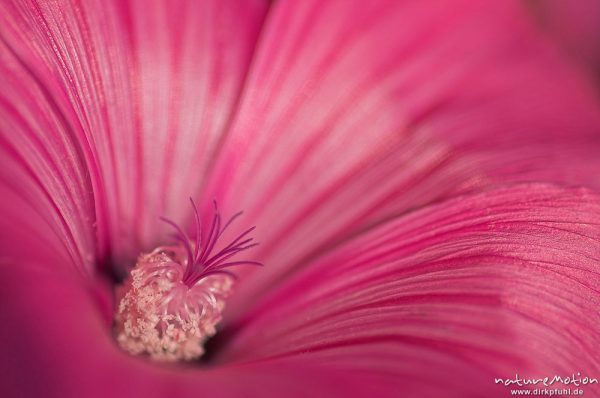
left=202, top=0, right=600, bottom=314
left=0, top=0, right=268, bottom=265
left=0, top=38, right=96, bottom=273
left=217, top=184, right=600, bottom=396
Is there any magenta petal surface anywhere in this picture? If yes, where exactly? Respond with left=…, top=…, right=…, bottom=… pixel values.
left=2, top=1, right=600, bottom=397
left=219, top=184, right=600, bottom=396
left=0, top=36, right=96, bottom=273
left=2, top=184, right=599, bottom=397
left=0, top=264, right=394, bottom=398
left=528, top=0, right=600, bottom=77
left=0, top=0, right=268, bottom=263
left=205, top=0, right=600, bottom=315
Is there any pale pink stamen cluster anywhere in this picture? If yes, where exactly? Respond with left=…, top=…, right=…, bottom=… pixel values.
left=113, top=199, right=261, bottom=362
left=114, top=247, right=233, bottom=361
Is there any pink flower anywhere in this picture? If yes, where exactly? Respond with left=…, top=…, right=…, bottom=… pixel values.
left=1, top=1, right=600, bottom=397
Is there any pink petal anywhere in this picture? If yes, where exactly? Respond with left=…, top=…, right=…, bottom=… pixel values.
left=2, top=2, right=600, bottom=395
left=203, top=0, right=600, bottom=315
left=0, top=37, right=96, bottom=274
left=0, top=263, right=399, bottom=398
left=217, top=184, right=600, bottom=396
left=2, top=184, right=597, bottom=397
left=0, top=0, right=268, bottom=264
left=527, top=0, right=600, bottom=79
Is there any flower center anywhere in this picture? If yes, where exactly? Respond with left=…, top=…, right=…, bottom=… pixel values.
left=113, top=200, right=260, bottom=362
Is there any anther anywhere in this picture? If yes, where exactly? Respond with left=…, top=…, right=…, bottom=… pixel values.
left=114, top=200, right=261, bottom=361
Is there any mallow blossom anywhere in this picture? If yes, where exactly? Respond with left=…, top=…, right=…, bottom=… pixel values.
left=1, top=1, right=600, bottom=397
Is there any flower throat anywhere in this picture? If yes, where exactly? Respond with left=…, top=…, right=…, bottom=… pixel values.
left=113, top=200, right=261, bottom=362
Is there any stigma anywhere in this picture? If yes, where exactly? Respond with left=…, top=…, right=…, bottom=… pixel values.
left=114, top=200, right=261, bottom=362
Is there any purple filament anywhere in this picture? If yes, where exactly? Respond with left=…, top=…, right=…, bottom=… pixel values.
left=161, top=199, right=262, bottom=287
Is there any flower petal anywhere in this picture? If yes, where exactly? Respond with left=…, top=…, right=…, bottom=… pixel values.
left=217, top=184, right=600, bottom=396
left=203, top=0, right=600, bottom=314
left=0, top=0, right=268, bottom=265
left=527, top=0, right=600, bottom=78
left=0, top=37, right=96, bottom=274
left=0, top=263, right=397, bottom=398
